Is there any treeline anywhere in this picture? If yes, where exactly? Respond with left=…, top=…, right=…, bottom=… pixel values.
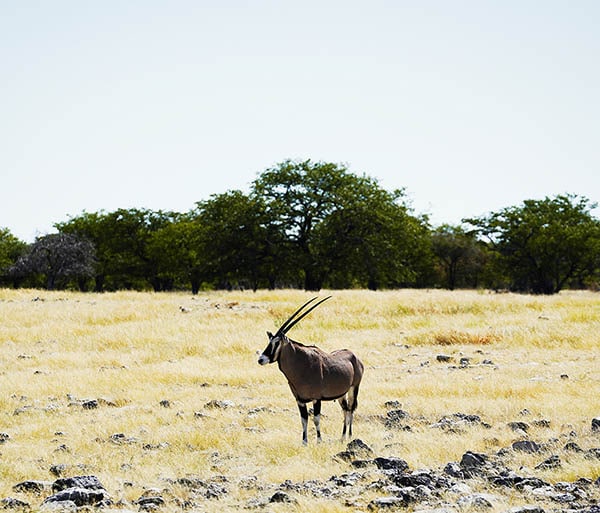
left=1, top=160, right=600, bottom=294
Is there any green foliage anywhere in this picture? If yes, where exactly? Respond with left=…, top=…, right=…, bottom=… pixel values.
left=7, top=164, right=600, bottom=294
left=191, top=191, right=273, bottom=290
left=57, top=208, right=176, bottom=291
left=466, top=194, right=600, bottom=293
left=431, top=225, right=486, bottom=290
left=252, top=159, right=433, bottom=290
left=0, top=228, right=27, bottom=286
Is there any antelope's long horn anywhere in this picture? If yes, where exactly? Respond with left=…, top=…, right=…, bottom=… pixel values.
left=276, top=296, right=319, bottom=335
left=280, top=296, right=332, bottom=335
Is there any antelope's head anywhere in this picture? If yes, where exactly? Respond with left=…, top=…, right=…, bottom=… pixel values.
left=257, top=296, right=331, bottom=365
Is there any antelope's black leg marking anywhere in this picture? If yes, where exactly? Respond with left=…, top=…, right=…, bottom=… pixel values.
left=313, top=400, right=322, bottom=442
left=297, top=401, right=309, bottom=445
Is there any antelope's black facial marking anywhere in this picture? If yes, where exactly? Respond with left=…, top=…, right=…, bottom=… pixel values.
left=258, top=331, right=282, bottom=365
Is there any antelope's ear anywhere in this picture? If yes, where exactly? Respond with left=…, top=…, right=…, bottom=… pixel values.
left=267, top=331, right=274, bottom=339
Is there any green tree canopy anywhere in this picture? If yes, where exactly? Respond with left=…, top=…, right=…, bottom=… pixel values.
left=0, top=228, right=27, bottom=286
left=465, top=194, right=600, bottom=294
left=252, top=159, right=433, bottom=290
left=431, top=224, right=485, bottom=290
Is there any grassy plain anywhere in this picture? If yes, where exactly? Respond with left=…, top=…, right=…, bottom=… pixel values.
left=1, top=288, right=599, bottom=511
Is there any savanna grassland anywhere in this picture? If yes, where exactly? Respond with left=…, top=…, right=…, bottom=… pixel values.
left=1, top=289, right=599, bottom=512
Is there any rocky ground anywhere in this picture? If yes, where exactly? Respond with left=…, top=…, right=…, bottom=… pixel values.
left=3, top=410, right=600, bottom=512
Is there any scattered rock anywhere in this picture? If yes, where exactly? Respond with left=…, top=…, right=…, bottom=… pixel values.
left=368, top=496, right=410, bottom=509
left=374, top=457, right=409, bottom=472
left=508, top=421, right=529, bottom=432
left=81, top=400, right=98, bottom=410
left=43, top=488, right=107, bottom=508
left=592, top=417, right=600, bottom=432
left=505, top=507, right=546, bottom=513
left=52, top=476, right=105, bottom=492
left=345, top=439, right=374, bottom=459
left=512, top=440, right=541, bottom=453
left=384, top=409, right=411, bottom=429
left=535, top=455, right=561, bottom=470
left=204, top=399, right=234, bottom=409
left=0, top=433, right=10, bottom=444
left=269, top=491, right=296, bottom=503
left=0, top=497, right=30, bottom=510
left=12, top=481, right=51, bottom=494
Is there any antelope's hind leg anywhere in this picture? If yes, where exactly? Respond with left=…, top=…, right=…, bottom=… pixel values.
left=313, top=400, right=322, bottom=442
left=339, top=385, right=359, bottom=439
left=297, top=401, right=309, bottom=445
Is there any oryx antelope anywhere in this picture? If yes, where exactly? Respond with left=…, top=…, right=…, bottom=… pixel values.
left=258, top=296, right=364, bottom=444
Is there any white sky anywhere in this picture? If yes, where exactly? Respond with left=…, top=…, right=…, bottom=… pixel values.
left=2, top=1, right=599, bottom=242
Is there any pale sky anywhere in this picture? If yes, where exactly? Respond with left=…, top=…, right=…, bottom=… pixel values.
left=2, top=1, right=599, bottom=242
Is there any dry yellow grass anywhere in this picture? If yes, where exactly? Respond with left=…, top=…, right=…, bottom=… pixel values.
left=1, top=288, right=599, bottom=511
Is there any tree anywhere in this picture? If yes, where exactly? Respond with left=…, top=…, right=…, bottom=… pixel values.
left=465, top=194, right=600, bottom=294
left=252, top=160, right=351, bottom=290
left=10, top=233, right=96, bottom=290
left=0, top=228, right=27, bottom=287
left=191, top=191, right=275, bottom=290
left=252, top=159, right=434, bottom=290
left=431, top=224, right=485, bottom=290
left=315, top=181, right=433, bottom=290
left=147, top=214, right=204, bottom=293
left=57, top=208, right=176, bottom=291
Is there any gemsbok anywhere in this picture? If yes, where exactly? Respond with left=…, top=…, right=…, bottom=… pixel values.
left=258, top=296, right=364, bottom=444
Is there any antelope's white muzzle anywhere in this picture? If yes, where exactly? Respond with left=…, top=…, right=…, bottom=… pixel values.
left=258, top=354, right=269, bottom=365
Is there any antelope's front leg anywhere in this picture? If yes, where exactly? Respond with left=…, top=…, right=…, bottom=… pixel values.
left=297, top=401, right=309, bottom=445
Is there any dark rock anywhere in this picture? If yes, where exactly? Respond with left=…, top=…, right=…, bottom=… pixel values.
left=532, top=419, right=551, bottom=428
left=586, top=448, right=600, bottom=459
left=269, top=491, right=296, bottom=503
left=329, top=472, right=362, bottom=487
left=368, top=496, right=409, bottom=509
left=431, top=413, right=483, bottom=432
left=491, top=471, right=524, bottom=488
left=459, top=357, right=471, bottom=366
left=346, top=439, right=374, bottom=457
left=564, top=442, right=583, bottom=452
left=512, top=440, right=541, bottom=453
left=514, top=477, right=550, bottom=490
left=351, top=459, right=374, bottom=469
left=443, top=462, right=465, bottom=479
left=384, top=409, right=410, bottom=429
left=0, top=497, right=30, bottom=510
left=0, top=433, right=9, bottom=444
left=393, top=470, right=434, bottom=488
left=43, top=487, right=108, bottom=507
left=508, top=421, right=529, bottom=432
left=384, top=400, right=401, bottom=409
left=204, top=481, right=228, bottom=499
left=159, top=399, right=171, bottom=408
left=12, top=481, right=51, bottom=494
left=204, top=399, right=234, bottom=409
left=535, top=455, right=561, bottom=470
left=505, top=507, right=546, bottom=513
left=49, top=465, right=67, bottom=477
left=460, top=451, right=487, bottom=469
left=457, top=493, right=494, bottom=509
left=52, top=475, right=105, bottom=492
left=81, top=400, right=98, bottom=410
left=592, top=417, right=600, bottom=432
left=374, top=457, right=409, bottom=472
left=136, top=496, right=165, bottom=510
left=436, top=354, right=452, bottom=363
left=334, top=451, right=355, bottom=463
